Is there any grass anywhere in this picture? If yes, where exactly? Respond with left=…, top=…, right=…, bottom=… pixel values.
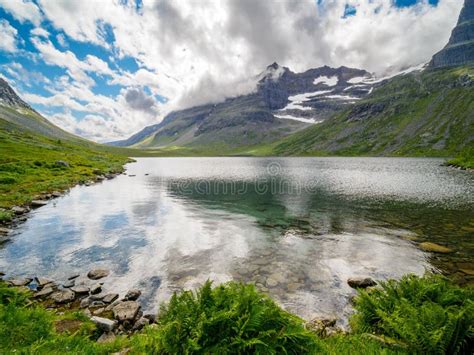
left=0, top=282, right=127, bottom=354
left=0, top=119, right=133, bottom=210
left=447, top=147, right=474, bottom=169
left=1, top=275, right=471, bottom=354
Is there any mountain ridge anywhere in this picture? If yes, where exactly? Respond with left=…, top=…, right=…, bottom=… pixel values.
left=109, top=64, right=379, bottom=149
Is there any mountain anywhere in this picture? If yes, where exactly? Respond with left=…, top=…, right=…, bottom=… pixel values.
left=262, top=0, right=474, bottom=157
left=430, top=0, right=474, bottom=68
left=109, top=64, right=380, bottom=150
left=265, top=65, right=473, bottom=156
left=0, top=78, right=82, bottom=141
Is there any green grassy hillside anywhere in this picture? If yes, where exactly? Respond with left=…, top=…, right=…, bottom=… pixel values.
left=0, top=117, right=133, bottom=213
left=261, top=65, right=474, bottom=158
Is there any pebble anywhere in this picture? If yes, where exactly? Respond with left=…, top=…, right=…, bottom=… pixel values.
left=80, top=298, right=91, bottom=308
left=419, top=242, right=453, bottom=254
left=8, top=278, right=33, bottom=287
left=68, top=274, right=80, bottom=280
left=91, top=316, right=118, bottom=332
left=124, top=289, right=141, bottom=301
left=347, top=277, right=377, bottom=289
left=90, top=283, right=102, bottom=295
left=11, top=206, right=27, bottom=215
left=63, top=279, right=75, bottom=288
left=34, top=286, right=54, bottom=299
left=30, top=200, right=48, bottom=207
left=87, top=269, right=110, bottom=280
left=103, top=293, right=119, bottom=304
left=71, top=286, right=90, bottom=294
left=35, top=277, right=52, bottom=287
left=113, top=301, right=141, bottom=322
left=50, top=289, right=75, bottom=304
left=97, top=332, right=116, bottom=343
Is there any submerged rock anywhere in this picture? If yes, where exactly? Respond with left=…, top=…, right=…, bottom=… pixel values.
left=68, top=274, right=80, bottom=280
left=113, top=301, right=141, bottom=322
left=347, top=277, right=377, bottom=289
left=87, top=269, right=110, bottom=280
left=419, top=242, right=453, bottom=254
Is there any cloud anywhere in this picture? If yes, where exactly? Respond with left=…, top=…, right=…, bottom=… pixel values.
left=37, top=0, right=462, bottom=107
left=30, top=27, right=49, bottom=38
left=14, top=0, right=465, bottom=141
left=56, top=33, right=67, bottom=47
left=123, top=87, right=158, bottom=114
left=0, top=0, right=42, bottom=26
left=3, top=62, right=50, bottom=87
left=28, top=75, right=162, bottom=142
left=30, top=37, right=115, bottom=86
left=0, top=19, right=19, bottom=52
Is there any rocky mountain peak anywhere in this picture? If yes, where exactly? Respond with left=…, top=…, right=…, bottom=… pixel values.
left=267, top=62, right=280, bottom=70
left=0, top=78, right=32, bottom=110
left=430, top=0, right=474, bottom=68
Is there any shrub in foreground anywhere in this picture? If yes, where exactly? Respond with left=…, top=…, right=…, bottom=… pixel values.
left=133, top=280, right=320, bottom=354
left=351, top=274, right=474, bottom=354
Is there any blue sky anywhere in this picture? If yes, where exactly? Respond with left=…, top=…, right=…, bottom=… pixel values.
left=0, top=0, right=460, bottom=142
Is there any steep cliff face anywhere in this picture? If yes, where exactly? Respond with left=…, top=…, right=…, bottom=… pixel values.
left=430, top=0, right=474, bottom=68
left=0, top=78, right=32, bottom=110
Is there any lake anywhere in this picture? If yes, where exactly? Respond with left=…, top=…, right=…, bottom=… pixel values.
left=1, top=157, right=473, bottom=324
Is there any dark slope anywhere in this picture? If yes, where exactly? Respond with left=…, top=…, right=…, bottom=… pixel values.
left=430, top=0, right=474, bottom=68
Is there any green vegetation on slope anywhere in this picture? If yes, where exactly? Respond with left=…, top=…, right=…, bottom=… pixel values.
left=258, top=65, right=474, bottom=157
left=447, top=147, right=474, bottom=169
left=1, top=275, right=472, bottom=354
left=0, top=118, right=131, bottom=210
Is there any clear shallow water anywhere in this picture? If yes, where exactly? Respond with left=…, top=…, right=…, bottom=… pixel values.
left=1, top=157, right=473, bottom=323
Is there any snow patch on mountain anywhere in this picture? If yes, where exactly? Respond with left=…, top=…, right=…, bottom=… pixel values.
left=281, top=90, right=333, bottom=111
left=325, top=94, right=362, bottom=100
left=273, top=114, right=322, bottom=124
left=313, top=76, right=338, bottom=86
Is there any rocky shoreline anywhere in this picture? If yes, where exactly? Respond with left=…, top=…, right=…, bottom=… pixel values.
left=2, top=270, right=381, bottom=341
left=2, top=268, right=155, bottom=343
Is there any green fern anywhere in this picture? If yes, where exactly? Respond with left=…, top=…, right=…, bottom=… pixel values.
left=136, top=280, right=321, bottom=354
left=351, top=274, right=474, bottom=354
